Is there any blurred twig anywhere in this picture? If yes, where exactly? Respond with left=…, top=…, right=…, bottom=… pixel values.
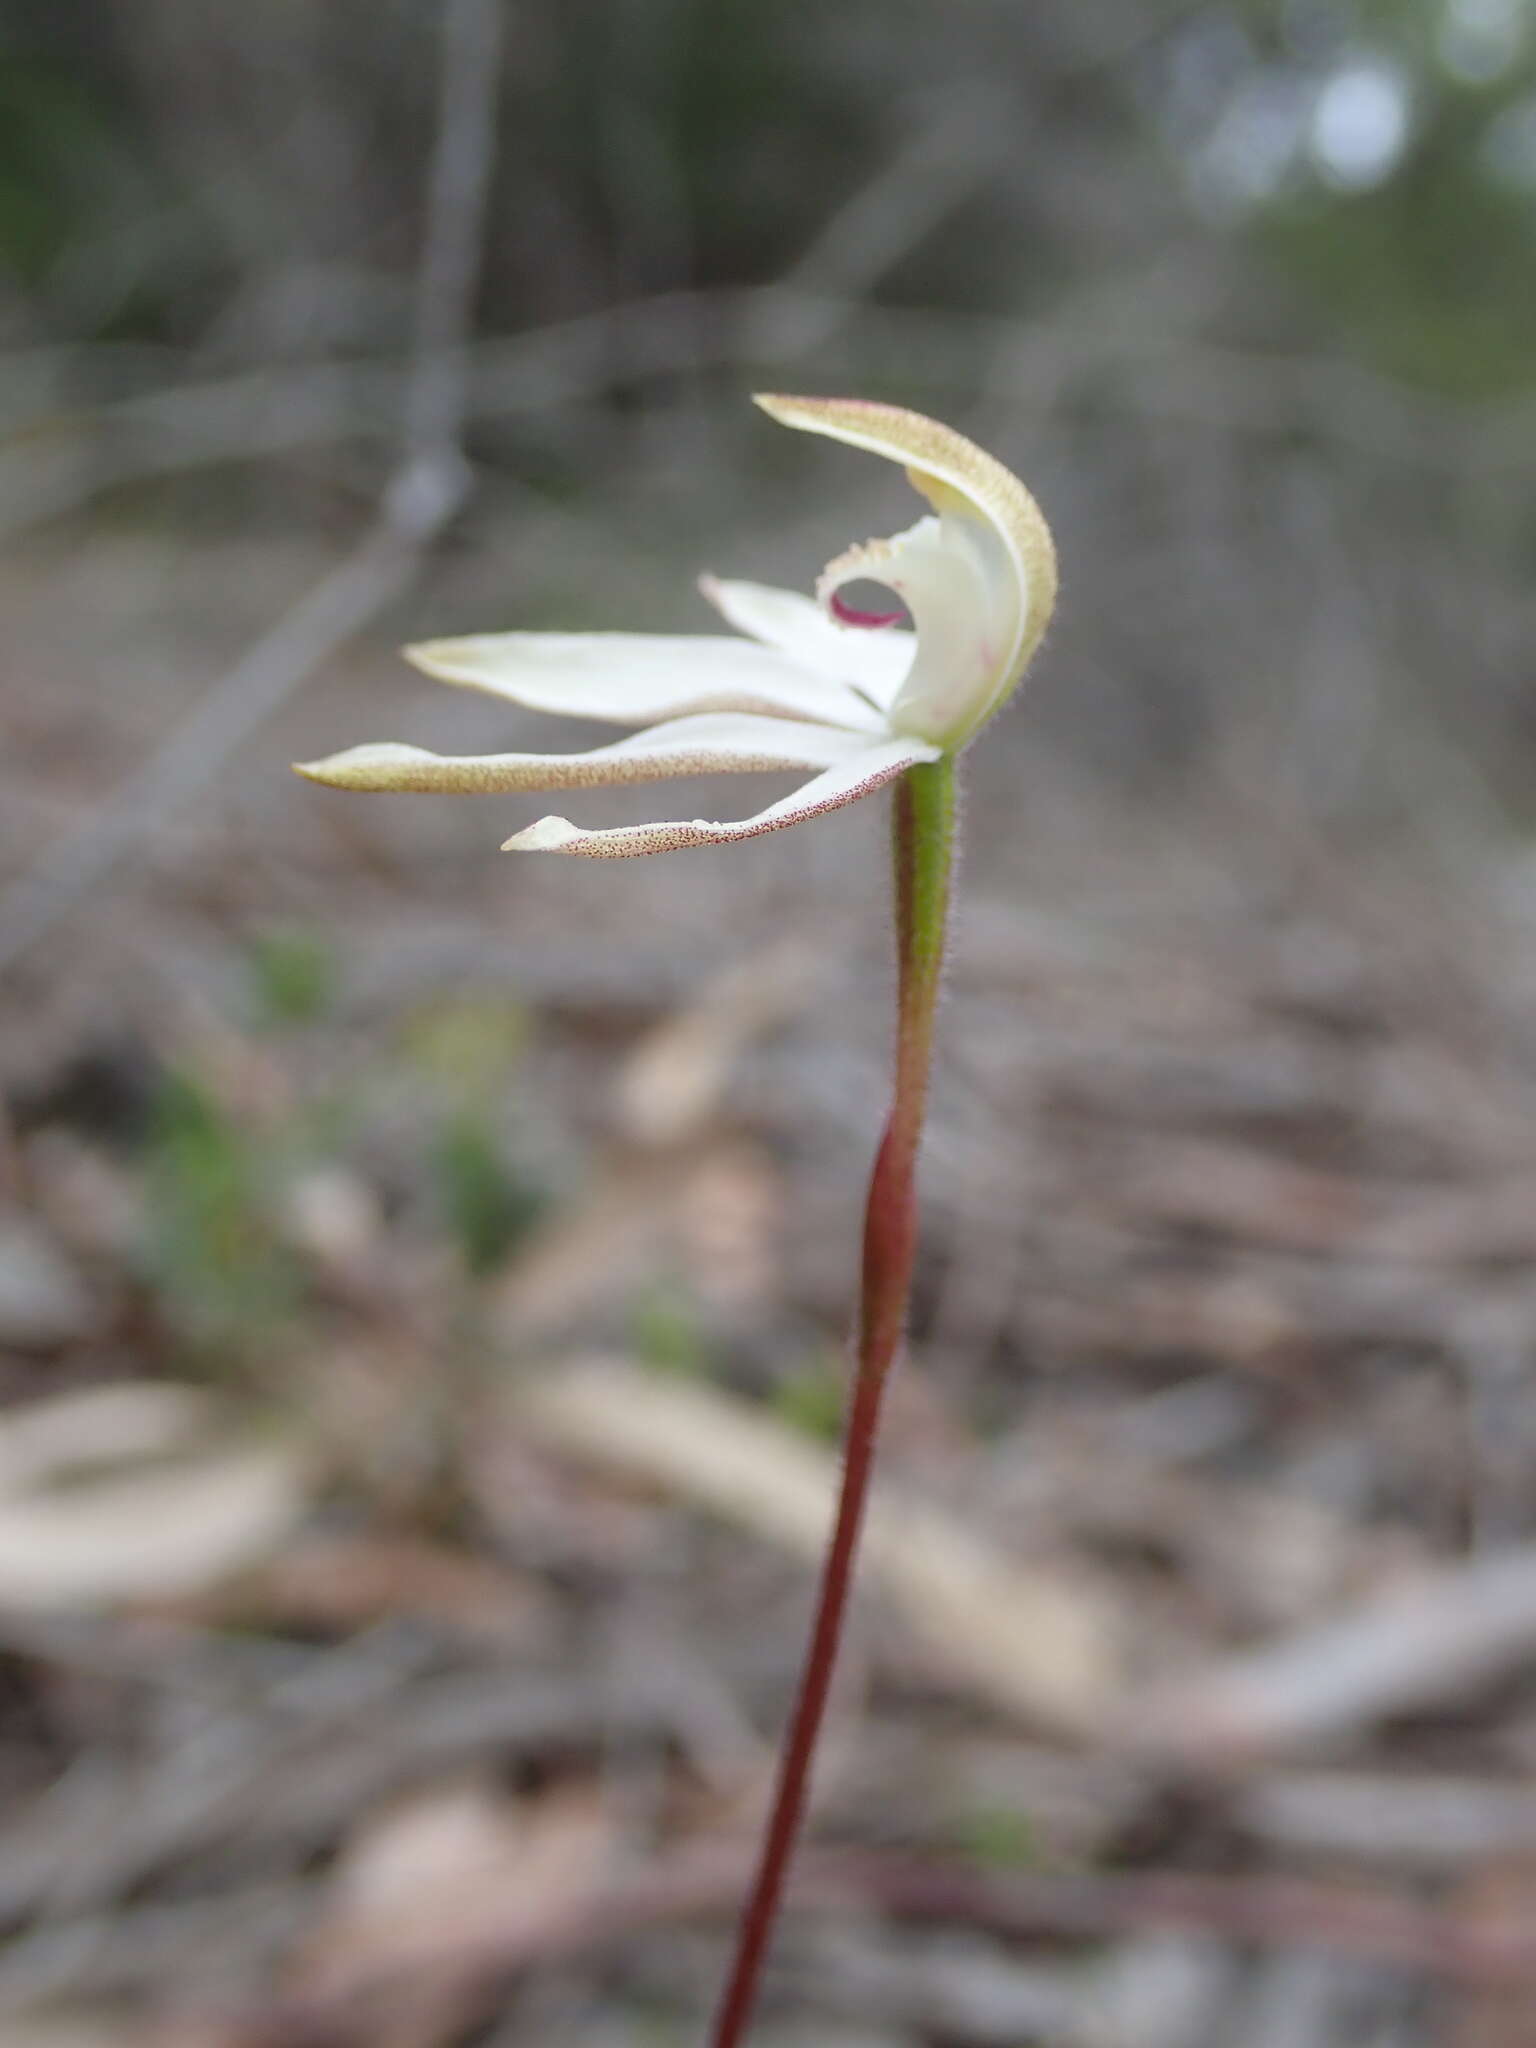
left=0, top=0, right=503, bottom=981
left=751, top=84, right=1015, bottom=358
left=219, top=1844, right=1536, bottom=2047
left=0, top=1653, right=705, bottom=1929
left=9, top=257, right=1532, bottom=560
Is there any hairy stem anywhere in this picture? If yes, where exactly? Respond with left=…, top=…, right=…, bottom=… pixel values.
left=707, top=754, right=958, bottom=2048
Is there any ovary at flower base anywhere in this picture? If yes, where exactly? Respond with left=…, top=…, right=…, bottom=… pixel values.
left=295, top=395, right=1057, bottom=857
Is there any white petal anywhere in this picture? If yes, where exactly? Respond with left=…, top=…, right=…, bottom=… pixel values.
left=698, top=575, right=914, bottom=709
left=502, top=737, right=940, bottom=858
left=294, top=714, right=874, bottom=795
left=405, top=632, right=884, bottom=733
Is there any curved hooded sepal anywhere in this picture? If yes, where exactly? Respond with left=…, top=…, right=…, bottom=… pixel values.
left=753, top=394, right=1057, bottom=748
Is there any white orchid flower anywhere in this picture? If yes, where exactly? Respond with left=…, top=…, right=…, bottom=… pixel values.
left=295, top=395, right=1057, bottom=857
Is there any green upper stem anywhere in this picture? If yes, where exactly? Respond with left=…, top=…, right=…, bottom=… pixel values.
left=860, top=752, right=956, bottom=1375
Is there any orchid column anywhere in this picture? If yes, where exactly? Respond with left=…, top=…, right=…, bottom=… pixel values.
left=296, top=395, right=1057, bottom=2046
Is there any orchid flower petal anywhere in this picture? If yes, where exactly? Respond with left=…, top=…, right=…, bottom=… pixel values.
left=405, top=632, right=884, bottom=733
left=502, top=736, right=940, bottom=858
left=698, top=575, right=914, bottom=709
left=294, top=713, right=874, bottom=795
left=753, top=394, right=1057, bottom=748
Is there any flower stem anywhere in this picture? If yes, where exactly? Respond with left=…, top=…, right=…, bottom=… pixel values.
left=706, top=754, right=958, bottom=2048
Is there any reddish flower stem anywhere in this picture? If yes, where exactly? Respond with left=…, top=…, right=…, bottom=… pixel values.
left=707, top=755, right=957, bottom=2048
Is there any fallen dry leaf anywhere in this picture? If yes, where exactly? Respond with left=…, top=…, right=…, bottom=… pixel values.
left=613, top=937, right=819, bottom=1147
left=0, top=1382, right=311, bottom=1609
left=174, top=1531, right=548, bottom=1645
left=493, top=941, right=813, bottom=1339
left=511, top=1356, right=1123, bottom=1734
left=491, top=1148, right=703, bottom=1337
left=492, top=1139, right=781, bottom=1337
left=297, top=1776, right=615, bottom=2003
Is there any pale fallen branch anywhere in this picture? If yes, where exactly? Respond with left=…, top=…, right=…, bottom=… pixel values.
left=1239, top=1767, right=1536, bottom=1870
left=511, top=1356, right=1122, bottom=1735
left=0, top=522, right=424, bottom=976
left=1134, top=1541, right=1536, bottom=1761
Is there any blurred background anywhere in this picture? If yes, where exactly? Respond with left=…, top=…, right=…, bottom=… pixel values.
left=5, top=1, right=1536, bottom=2042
